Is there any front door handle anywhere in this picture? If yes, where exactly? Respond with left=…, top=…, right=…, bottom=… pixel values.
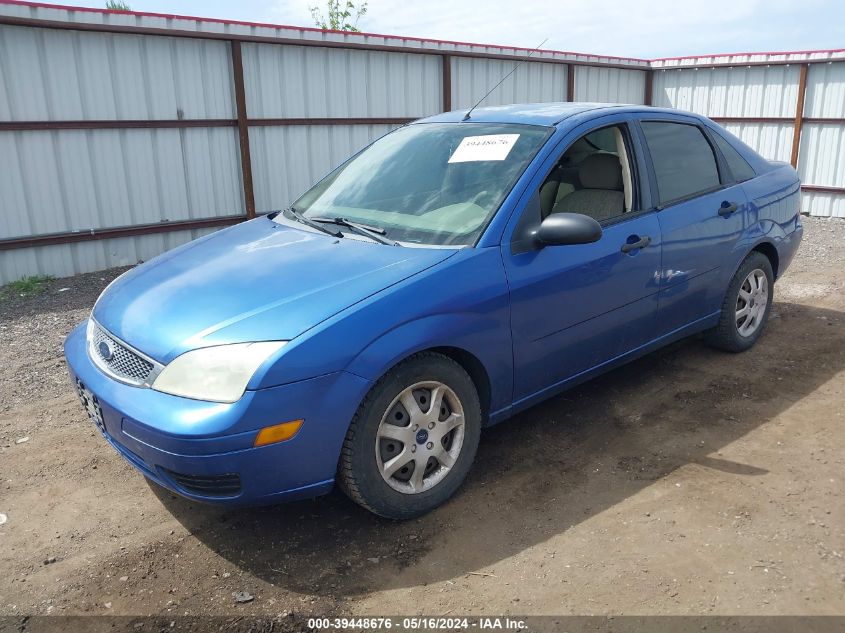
left=718, top=201, right=739, bottom=217
left=621, top=235, right=651, bottom=253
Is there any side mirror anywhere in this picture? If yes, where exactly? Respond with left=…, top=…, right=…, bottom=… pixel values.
left=536, top=213, right=602, bottom=247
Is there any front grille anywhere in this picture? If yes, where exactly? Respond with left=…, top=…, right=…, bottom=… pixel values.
left=161, top=468, right=242, bottom=497
left=89, top=321, right=157, bottom=385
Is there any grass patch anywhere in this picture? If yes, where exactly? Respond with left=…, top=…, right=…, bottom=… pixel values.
left=1, top=275, right=54, bottom=299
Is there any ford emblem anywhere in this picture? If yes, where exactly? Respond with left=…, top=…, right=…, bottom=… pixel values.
left=98, top=340, right=115, bottom=361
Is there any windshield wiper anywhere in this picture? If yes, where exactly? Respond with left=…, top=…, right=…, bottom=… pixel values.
left=311, top=217, right=400, bottom=246
left=283, top=207, right=342, bottom=238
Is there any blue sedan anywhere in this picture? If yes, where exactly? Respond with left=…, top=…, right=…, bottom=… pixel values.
left=64, top=103, right=803, bottom=519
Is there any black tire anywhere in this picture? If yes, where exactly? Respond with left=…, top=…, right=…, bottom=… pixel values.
left=337, top=352, right=482, bottom=520
left=705, top=251, right=774, bottom=353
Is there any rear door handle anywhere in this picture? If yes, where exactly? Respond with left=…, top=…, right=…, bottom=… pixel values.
left=621, top=235, right=651, bottom=253
left=718, top=201, right=739, bottom=217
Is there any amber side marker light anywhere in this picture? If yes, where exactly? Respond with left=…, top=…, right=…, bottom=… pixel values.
left=254, top=419, right=304, bottom=447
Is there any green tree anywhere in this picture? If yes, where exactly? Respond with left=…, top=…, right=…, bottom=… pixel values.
left=105, top=1, right=132, bottom=10
left=310, top=0, right=368, bottom=32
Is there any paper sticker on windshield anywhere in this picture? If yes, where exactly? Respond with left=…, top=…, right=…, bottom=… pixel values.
left=448, top=134, right=520, bottom=163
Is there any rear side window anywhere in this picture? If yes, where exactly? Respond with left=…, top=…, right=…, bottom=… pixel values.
left=641, top=122, right=720, bottom=206
left=710, top=130, right=756, bottom=183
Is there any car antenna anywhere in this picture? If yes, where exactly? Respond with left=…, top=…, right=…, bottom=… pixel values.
left=462, top=37, right=549, bottom=122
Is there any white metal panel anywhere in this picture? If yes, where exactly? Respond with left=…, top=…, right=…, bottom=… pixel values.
left=242, top=43, right=442, bottom=118
left=250, top=124, right=398, bottom=213
left=719, top=122, right=794, bottom=163
left=652, top=50, right=845, bottom=68
left=801, top=191, right=845, bottom=218
left=450, top=57, right=567, bottom=110
left=0, top=227, right=221, bottom=284
left=0, top=128, right=243, bottom=239
left=805, top=62, right=845, bottom=118
left=0, top=24, right=234, bottom=120
left=652, top=66, right=799, bottom=117
left=574, top=66, right=646, bottom=104
left=798, top=123, right=845, bottom=187
left=3, top=0, right=844, bottom=279
left=0, top=2, right=649, bottom=68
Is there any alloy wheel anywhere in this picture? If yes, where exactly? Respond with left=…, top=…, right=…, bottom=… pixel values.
left=736, top=268, right=768, bottom=337
left=375, top=381, right=465, bottom=494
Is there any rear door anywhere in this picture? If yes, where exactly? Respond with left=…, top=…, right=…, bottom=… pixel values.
left=635, top=118, right=749, bottom=336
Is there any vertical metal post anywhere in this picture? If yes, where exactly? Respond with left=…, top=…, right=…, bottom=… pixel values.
left=442, top=55, right=452, bottom=112
left=644, top=69, right=653, bottom=106
left=790, top=63, right=809, bottom=169
left=231, top=40, right=256, bottom=219
left=566, top=63, right=575, bottom=102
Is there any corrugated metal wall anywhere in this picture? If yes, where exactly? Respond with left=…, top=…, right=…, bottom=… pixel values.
left=801, top=62, right=845, bottom=217
left=0, top=227, right=218, bottom=286
left=241, top=44, right=443, bottom=119
left=450, top=57, right=569, bottom=109
left=574, top=66, right=646, bottom=104
left=0, top=126, right=243, bottom=233
left=0, top=25, right=235, bottom=121
left=0, top=0, right=842, bottom=284
left=0, top=0, right=649, bottom=67
left=0, top=21, right=245, bottom=283
left=0, top=2, right=653, bottom=284
left=652, top=65, right=800, bottom=117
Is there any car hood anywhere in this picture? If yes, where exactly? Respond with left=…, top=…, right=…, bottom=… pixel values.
left=92, top=218, right=455, bottom=362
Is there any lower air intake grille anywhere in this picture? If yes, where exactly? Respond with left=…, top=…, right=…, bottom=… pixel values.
left=161, top=469, right=242, bottom=497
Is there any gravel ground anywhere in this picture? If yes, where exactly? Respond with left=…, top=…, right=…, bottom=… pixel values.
left=0, top=216, right=843, bottom=624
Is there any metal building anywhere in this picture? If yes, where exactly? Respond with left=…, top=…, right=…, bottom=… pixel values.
left=0, top=1, right=842, bottom=283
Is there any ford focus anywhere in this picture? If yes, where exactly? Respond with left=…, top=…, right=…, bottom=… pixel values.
left=64, top=103, right=803, bottom=519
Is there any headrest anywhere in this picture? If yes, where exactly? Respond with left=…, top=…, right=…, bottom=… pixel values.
left=579, top=153, right=622, bottom=191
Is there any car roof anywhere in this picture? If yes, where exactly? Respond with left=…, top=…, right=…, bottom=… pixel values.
left=416, top=103, right=706, bottom=127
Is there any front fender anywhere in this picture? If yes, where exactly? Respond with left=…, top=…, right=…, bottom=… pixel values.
left=252, top=247, right=513, bottom=421
left=344, top=311, right=513, bottom=420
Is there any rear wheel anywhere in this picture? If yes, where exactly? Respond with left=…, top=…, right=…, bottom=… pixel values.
left=705, top=251, right=774, bottom=352
left=337, top=352, right=481, bottom=520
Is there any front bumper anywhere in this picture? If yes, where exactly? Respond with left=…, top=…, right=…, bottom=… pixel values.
left=64, top=323, right=372, bottom=505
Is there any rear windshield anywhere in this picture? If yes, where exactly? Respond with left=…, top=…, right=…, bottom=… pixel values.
left=292, top=122, right=551, bottom=246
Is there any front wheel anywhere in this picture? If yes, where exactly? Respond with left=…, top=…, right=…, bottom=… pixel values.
left=705, top=251, right=774, bottom=352
left=337, top=352, right=481, bottom=520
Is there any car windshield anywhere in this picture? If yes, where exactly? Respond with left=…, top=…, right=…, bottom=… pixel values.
left=290, top=122, right=552, bottom=246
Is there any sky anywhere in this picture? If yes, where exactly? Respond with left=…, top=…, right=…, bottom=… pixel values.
left=28, top=0, right=845, bottom=59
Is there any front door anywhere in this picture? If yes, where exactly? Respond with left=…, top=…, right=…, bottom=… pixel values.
left=502, top=120, right=662, bottom=405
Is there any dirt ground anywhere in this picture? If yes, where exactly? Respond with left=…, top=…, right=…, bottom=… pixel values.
left=1, top=216, right=843, bottom=624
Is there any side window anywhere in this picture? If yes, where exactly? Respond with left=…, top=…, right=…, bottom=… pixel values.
left=710, top=130, right=757, bottom=183
left=641, top=122, right=720, bottom=206
left=537, top=124, right=635, bottom=224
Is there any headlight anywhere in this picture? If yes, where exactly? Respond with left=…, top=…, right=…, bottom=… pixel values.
left=151, top=342, right=287, bottom=403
